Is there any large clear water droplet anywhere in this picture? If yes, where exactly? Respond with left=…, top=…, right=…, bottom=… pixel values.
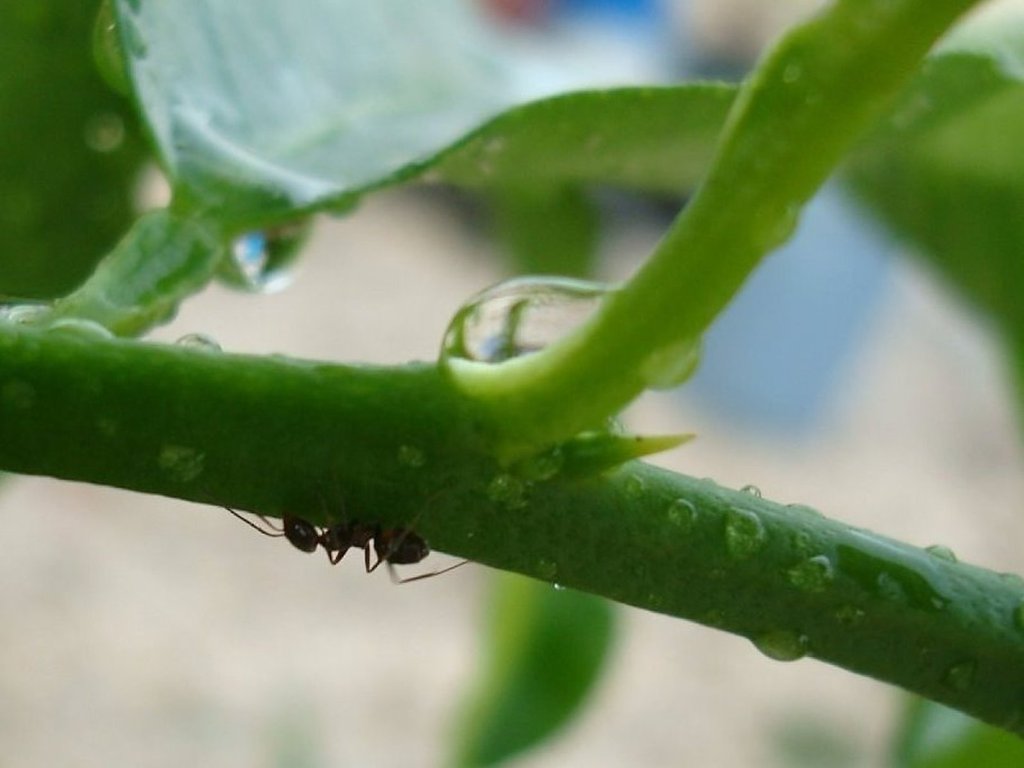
left=752, top=629, right=808, bottom=662
left=441, top=276, right=611, bottom=364
left=220, top=219, right=312, bottom=293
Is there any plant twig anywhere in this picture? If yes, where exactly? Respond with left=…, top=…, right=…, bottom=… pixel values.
left=1, top=323, right=1021, bottom=733
left=447, top=0, right=986, bottom=454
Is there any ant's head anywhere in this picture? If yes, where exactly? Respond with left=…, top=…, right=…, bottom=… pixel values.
left=282, top=516, right=320, bottom=553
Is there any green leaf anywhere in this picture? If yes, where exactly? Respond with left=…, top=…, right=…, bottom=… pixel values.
left=113, top=0, right=736, bottom=230
left=847, top=8, right=1024, bottom=342
left=433, top=85, right=736, bottom=195
left=894, top=698, right=1024, bottom=767
left=112, top=0, right=518, bottom=228
left=0, top=0, right=147, bottom=298
left=453, top=573, right=615, bottom=767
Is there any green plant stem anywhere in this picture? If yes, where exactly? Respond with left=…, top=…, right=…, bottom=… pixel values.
left=448, top=0, right=984, bottom=452
left=1, top=323, right=1022, bottom=733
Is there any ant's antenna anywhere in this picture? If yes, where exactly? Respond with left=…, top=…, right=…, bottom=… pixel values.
left=223, top=507, right=284, bottom=538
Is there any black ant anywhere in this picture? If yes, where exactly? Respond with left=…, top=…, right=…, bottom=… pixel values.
left=224, top=507, right=465, bottom=583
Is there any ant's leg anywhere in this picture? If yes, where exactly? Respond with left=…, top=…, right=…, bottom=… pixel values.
left=327, top=544, right=350, bottom=565
left=390, top=559, right=469, bottom=584
left=365, top=543, right=378, bottom=573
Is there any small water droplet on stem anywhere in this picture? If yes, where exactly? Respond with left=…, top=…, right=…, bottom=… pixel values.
left=724, top=508, right=767, bottom=560
left=752, top=630, right=808, bottom=662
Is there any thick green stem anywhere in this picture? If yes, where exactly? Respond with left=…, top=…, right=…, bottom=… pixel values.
left=1, top=323, right=1022, bottom=733
left=448, top=0, right=984, bottom=451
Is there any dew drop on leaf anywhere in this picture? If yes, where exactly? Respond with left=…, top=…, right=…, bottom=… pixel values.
left=740, top=484, right=762, bottom=498
left=752, top=629, right=808, bottom=662
left=440, top=276, right=611, bottom=365
left=220, top=219, right=312, bottom=293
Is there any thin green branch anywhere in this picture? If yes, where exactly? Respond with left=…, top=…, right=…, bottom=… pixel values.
left=447, top=0, right=985, bottom=453
left=1, top=323, right=1022, bottom=732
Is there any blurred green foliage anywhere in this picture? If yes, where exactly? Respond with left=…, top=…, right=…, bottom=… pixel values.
left=0, top=0, right=146, bottom=298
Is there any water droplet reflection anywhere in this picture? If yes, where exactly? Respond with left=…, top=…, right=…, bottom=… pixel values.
left=441, top=276, right=611, bottom=365
left=221, top=219, right=312, bottom=293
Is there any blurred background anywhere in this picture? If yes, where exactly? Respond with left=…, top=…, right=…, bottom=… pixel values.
left=3, top=0, right=1024, bottom=765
